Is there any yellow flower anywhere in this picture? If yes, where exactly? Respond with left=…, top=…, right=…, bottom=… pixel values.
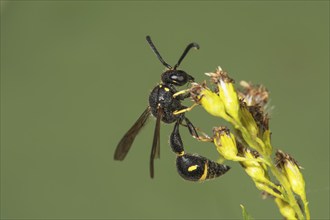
left=275, top=150, right=306, bottom=201
left=239, top=105, right=259, bottom=138
left=239, top=148, right=282, bottom=198
left=213, top=127, right=239, bottom=161
left=213, top=127, right=266, bottom=164
left=240, top=148, right=268, bottom=183
left=206, top=67, right=240, bottom=123
left=190, top=83, right=233, bottom=123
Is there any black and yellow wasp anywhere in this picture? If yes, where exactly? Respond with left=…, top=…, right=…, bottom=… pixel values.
left=114, top=36, right=230, bottom=181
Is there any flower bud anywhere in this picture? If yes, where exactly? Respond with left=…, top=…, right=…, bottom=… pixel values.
left=190, top=83, right=233, bottom=123
left=206, top=67, right=240, bottom=122
left=240, top=148, right=283, bottom=199
left=240, top=148, right=268, bottom=183
left=275, top=150, right=306, bottom=201
left=262, top=130, right=272, bottom=156
left=213, top=127, right=238, bottom=161
left=240, top=104, right=259, bottom=137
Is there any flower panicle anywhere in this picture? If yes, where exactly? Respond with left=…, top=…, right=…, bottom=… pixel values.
left=181, top=66, right=310, bottom=220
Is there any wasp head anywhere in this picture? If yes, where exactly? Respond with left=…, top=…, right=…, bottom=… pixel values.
left=161, top=70, right=194, bottom=86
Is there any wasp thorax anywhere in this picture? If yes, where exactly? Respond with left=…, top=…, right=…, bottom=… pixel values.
left=161, top=70, right=194, bottom=86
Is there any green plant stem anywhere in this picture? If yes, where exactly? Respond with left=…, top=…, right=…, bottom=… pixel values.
left=298, top=189, right=310, bottom=220
left=304, top=202, right=310, bottom=220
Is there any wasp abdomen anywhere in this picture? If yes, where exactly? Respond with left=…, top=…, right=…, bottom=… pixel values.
left=206, top=158, right=231, bottom=179
left=176, top=154, right=230, bottom=181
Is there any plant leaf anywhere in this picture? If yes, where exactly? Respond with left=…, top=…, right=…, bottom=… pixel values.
left=240, top=204, right=254, bottom=220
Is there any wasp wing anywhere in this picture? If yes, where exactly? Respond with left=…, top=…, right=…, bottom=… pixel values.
left=114, top=107, right=151, bottom=161
left=149, top=106, right=162, bottom=178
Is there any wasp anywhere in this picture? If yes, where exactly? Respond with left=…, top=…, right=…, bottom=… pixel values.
left=114, top=36, right=230, bottom=181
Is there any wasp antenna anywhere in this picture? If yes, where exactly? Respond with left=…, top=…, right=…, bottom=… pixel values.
left=174, top=42, right=200, bottom=70
left=146, top=36, right=172, bottom=69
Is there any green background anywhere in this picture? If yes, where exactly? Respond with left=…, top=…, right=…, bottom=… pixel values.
left=1, top=1, right=329, bottom=219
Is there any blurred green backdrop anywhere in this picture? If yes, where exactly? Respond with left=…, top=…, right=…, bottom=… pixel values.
left=1, top=1, right=329, bottom=219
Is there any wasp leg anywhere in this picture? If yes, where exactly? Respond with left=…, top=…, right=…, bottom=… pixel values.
left=173, top=88, right=191, bottom=99
left=183, top=116, right=199, bottom=138
left=176, top=153, right=231, bottom=181
left=179, top=119, right=212, bottom=142
left=179, top=92, right=191, bottom=100
left=174, top=110, right=212, bottom=143
left=194, top=127, right=213, bottom=142
left=173, top=103, right=199, bottom=115
left=195, top=135, right=213, bottom=142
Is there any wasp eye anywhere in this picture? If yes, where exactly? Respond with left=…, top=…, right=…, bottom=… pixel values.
left=170, top=74, right=185, bottom=82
